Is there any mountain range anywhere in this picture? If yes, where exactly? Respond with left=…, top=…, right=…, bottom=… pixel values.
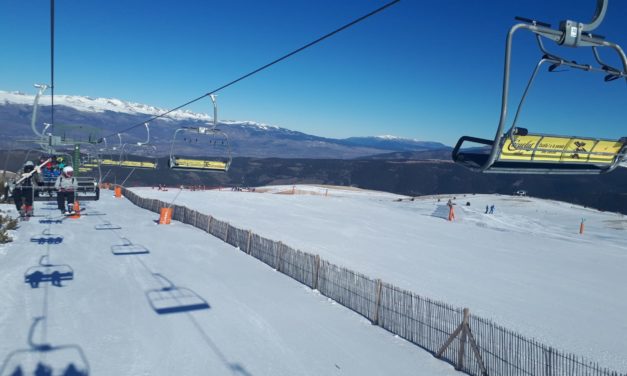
left=0, top=91, right=448, bottom=159
left=2, top=91, right=625, bottom=215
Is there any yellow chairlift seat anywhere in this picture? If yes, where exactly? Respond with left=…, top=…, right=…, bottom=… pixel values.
left=100, top=158, right=120, bottom=166
left=453, top=129, right=626, bottom=174
left=169, top=157, right=228, bottom=171
left=453, top=5, right=627, bottom=175
left=118, top=140, right=159, bottom=170
left=119, top=160, right=157, bottom=169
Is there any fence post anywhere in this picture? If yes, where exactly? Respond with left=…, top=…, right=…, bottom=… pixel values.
left=372, top=279, right=383, bottom=325
left=544, top=347, right=553, bottom=376
left=275, top=241, right=283, bottom=271
left=224, top=223, right=230, bottom=242
left=313, top=255, right=321, bottom=290
left=457, top=309, right=468, bottom=371
left=246, top=230, right=253, bottom=254
left=437, top=308, right=487, bottom=376
left=207, top=216, right=213, bottom=234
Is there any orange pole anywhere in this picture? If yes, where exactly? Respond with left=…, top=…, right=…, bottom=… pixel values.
left=159, top=208, right=173, bottom=224
left=579, top=219, right=585, bottom=234
left=114, top=186, right=122, bottom=198
left=69, top=201, right=81, bottom=219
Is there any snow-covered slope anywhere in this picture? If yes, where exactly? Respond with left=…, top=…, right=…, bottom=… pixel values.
left=0, top=195, right=461, bottom=376
left=132, top=186, right=627, bottom=371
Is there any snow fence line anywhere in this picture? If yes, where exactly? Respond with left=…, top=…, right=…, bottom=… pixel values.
left=122, top=187, right=626, bottom=376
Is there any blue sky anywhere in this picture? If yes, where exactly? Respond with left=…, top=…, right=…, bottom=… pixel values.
left=1, top=0, right=625, bottom=145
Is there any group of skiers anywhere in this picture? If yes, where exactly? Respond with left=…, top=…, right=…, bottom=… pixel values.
left=10, top=159, right=79, bottom=217
left=485, top=205, right=496, bottom=214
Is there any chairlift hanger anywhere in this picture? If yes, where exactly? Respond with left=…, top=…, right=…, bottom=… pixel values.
left=452, top=0, right=627, bottom=174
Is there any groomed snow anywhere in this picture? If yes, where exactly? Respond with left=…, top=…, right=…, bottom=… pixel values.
left=0, top=194, right=462, bottom=376
left=132, top=185, right=627, bottom=372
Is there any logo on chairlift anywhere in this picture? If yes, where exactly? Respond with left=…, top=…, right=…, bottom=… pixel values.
left=571, top=141, right=587, bottom=159
left=507, top=140, right=534, bottom=152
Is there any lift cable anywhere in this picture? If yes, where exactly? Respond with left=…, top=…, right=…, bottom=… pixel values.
left=98, top=0, right=400, bottom=142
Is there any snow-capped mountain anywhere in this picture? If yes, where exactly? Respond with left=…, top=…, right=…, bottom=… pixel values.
left=0, top=90, right=448, bottom=159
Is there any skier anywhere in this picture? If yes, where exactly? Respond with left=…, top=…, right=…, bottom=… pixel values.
left=55, top=166, right=78, bottom=215
left=489, top=204, right=495, bottom=214
left=11, top=161, right=40, bottom=217
left=485, top=205, right=489, bottom=214
left=446, top=199, right=455, bottom=221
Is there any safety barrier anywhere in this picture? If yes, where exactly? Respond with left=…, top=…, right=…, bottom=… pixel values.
left=121, top=187, right=626, bottom=376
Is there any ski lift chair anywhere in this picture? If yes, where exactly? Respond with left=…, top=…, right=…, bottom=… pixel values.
left=168, top=127, right=232, bottom=172
left=76, top=158, right=102, bottom=199
left=118, top=124, right=159, bottom=169
left=98, top=134, right=124, bottom=167
left=111, top=238, right=150, bottom=255
left=78, top=153, right=99, bottom=172
left=168, top=95, right=231, bottom=171
left=22, top=148, right=100, bottom=201
left=453, top=0, right=627, bottom=174
left=22, top=149, right=69, bottom=200
left=24, top=256, right=73, bottom=288
left=119, top=144, right=158, bottom=169
left=146, top=273, right=210, bottom=314
left=0, top=317, right=89, bottom=376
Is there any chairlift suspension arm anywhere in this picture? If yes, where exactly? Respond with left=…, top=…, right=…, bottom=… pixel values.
left=210, top=94, right=218, bottom=129
left=138, top=123, right=150, bottom=146
left=31, top=84, right=49, bottom=138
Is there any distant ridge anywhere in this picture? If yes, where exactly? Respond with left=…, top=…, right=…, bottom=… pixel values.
left=0, top=90, right=449, bottom=159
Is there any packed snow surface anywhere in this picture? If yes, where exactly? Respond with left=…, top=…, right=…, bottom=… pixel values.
left=133, top=185, right=627, bottom=371
left=0, top=194, right=461, bottom=376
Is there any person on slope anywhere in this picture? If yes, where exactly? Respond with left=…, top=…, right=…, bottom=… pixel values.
left=55, top=166, right=78, bottom=214
left=11, top=161, right=40, bottom=217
